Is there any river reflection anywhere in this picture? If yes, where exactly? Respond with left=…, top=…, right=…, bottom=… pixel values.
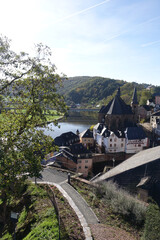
left=43, top=111, right=98, bottom=139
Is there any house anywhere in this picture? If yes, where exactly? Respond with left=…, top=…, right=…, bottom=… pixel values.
left=56, top=147, right=77, bottom=171
left=93, top=124, right=148, bottom=154
left=107, top=130, right=125, bottom=153
left=93, top=146, right=160, bottom=204
left=138, top=105, right=153, bottom=120
left=54, top=131, right=80, bottom=146
left=93, top=123, right=104, bottom=139
left=147, top=98, right=155, bottom=107
left=79, top=129, right=94, bottom=148
left=125, top=127, right=149, bottom=153
left=150, top=110, right=160, bottom=128
left=153, top=119, right=160, bottom=137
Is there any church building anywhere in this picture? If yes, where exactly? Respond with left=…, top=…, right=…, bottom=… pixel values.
left=98, top=87, right=138, bottom=131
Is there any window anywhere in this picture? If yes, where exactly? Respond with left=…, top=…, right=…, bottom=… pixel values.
left=110, top=144, right=112, bottom=147
left=110, top=139, right=112, bottom=142
left=121, top=138, right=123, bottom=141
left=85, top=166, right=88, bottom=169
left=79, top=166, right=81, bottom=169
left=114, top=138, right=117, bottom=142
left=138, top=144, right=141, bottom=147
left=121, top=144, right=123, bottom=147
left=114, top=144, right=116, bottom=147
left=78, top=160, right=81, bottom=163
left=85, top=160, right=88, bottom=163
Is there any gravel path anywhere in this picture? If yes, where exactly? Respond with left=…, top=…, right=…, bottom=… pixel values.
left=90, top=224, right=137, bottom=240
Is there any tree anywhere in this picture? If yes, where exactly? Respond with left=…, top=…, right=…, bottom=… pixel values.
left=0, top=35, right=67, bottom=224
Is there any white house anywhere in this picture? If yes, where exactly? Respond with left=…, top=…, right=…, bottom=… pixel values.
left=150, top=110, right=160, bottom=129
left=125, top=127, right=149, bottom=154
left=154, top=119, right=160, bottom=137
left=107, top=131, right=125, bottom=153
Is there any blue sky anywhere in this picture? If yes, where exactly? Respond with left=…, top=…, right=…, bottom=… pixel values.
left=0, top=0, right=160, bottom=85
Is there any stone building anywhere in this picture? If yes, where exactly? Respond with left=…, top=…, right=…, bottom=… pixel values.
left=98, top=87, right=138, bottom=131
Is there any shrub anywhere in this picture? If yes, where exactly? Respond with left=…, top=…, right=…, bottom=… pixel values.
left=142, top=202, right=160, bottom=240
left=97, top=181, right=146, bottom=226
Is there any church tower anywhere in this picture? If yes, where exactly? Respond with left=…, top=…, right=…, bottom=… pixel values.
left=131, top=87, right=138, bottom=122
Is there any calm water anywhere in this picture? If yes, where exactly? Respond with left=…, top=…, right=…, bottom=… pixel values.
left=42, top=111, right=98, bottom=139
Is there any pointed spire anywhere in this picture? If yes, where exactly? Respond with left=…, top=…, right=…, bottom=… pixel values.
left=132, top=87, right=138, bottom=104
left=116, top=87, right=121, bottom=97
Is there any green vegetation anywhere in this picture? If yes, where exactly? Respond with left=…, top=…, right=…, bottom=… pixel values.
left=59, top=76, right=160, bottom=108
left=72, top=179, right=146, bottom=239
left=0, top=35, right=67, bottom=226
left=142, top=202, right=160, bottom=240
left=0, top=182, right=60, bottom=239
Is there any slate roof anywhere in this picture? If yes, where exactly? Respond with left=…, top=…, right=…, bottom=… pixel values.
left=151, top=110, right=160, bottom=116
left=107, top=95, right=133, bottom=115
left=80, top=129, right=93, bottom=138
left=54, top=131, right=79, bottom=146
left=141, top=105, right=153, bottom=111
left=94, top=146, right=160, bottom=183
left=101, top=127, right=110, bottom=137
left=125, top=127, right=146, bottom=140
left=69, top=143, right=91, bottom=155
left=132, top=87, right=138, bottom=104
left=98, top=102, right=112, bottom=114
left=93, top=123, right=105, bottom=133
left=114, top=130, right=125, bottom=138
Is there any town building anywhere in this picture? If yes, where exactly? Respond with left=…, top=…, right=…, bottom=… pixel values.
left=79, top=129, right=94, bottom=148
left=125, top=127, right=149, bottom=153
left=98, top=87, right=138, bottom=131
left=54, top=131, right=80, bottom=146
left=150, top=110, right=160, bottom=128
left=93, top=146, right=160, bottom=205
left=137, top=105, right=153, bottom=121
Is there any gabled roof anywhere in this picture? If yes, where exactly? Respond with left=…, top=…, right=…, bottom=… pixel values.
left=94, top=146, right=160, bottom=183
left=151, top=110, right=160, bottom=116
left=93, top=123, right=105, bottom=133
left=125, top=127, right=146, bottom=140
left=101, top=127, right=110, bottom=137
left=107, top=95, right=133, bottom=115
left=69, top=143, right=91, bottom=155
left=98, top=102, right=112, bottom=114
left=114, top=130, right=125, bottom=138
left=54, top=131, right=79, bottom=146
left=80, top=129, right=93, bottom=138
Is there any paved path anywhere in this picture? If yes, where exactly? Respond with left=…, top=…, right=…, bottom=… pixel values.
left=35, top=167, right=99, bottom=239
left=60, top=182, right=99, bottom=224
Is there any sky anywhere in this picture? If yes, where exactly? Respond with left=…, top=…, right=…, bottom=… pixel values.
left=0, top=0, right=160, bottom=85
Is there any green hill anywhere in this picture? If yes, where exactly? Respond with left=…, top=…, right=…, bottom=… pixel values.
left=59, top=76, right=160, bottom=108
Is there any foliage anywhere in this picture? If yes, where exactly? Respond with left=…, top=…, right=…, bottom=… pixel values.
left=142, top=202, right=160, bottom=240
left=23, top=209, right=59, bottom=240
left=0, top=35, right=67, bottom=224
left=94, top=181, right=146, bottom=226
left=60, top=76, right=160, bottom=107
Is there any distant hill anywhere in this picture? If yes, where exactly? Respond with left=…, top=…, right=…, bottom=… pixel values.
left=59, top=76, right=160, bottom=108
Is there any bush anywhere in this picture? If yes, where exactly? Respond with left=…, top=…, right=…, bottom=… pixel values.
left=96, top=181, right=146, bottom=226
left=142, top=202, right=160, bottom=240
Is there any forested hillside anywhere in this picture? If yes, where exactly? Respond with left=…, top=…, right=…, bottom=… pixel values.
left=59, top=76, right=160, bottom=108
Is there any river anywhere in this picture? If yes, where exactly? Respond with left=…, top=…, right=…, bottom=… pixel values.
left=42, top=110, right=98, bottom=139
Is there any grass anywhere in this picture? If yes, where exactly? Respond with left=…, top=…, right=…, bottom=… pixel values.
left=1, top=182, right=60, bottom=240
left=0, top=182, right=85, bottom=240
